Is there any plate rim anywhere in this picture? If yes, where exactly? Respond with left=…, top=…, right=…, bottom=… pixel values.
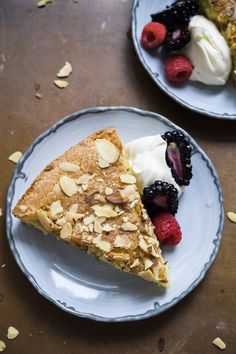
left=132, top=0, right=236, bottom=120
left=6, top=106, right=224, bottom=322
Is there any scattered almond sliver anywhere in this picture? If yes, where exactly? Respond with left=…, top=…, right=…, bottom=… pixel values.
left=53, top=80, right=69, bottom=89
left=35, top=93, right=42, bottom=99
left=57, top=61, right=72, bottom=78
left=227, top=211, right=236, bottom=223
left=0, top=340, right=6, bottom=352
left=1, top=264, right=6, bottom=269
left=8, top=151, right=22, bottom=164
left=0, top=209, right=2, bottom=217
left=37, top=0, right=52, bottom=8
left=7, top=326, right=19, bottom=340
left=212, top=337, right=226, bottom=350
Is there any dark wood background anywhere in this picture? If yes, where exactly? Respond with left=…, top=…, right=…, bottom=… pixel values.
left=0, top=1, right=235, bottom=353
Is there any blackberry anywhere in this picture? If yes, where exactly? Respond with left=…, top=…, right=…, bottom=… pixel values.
left=142, top=180, right=179, bottom=216
left=162, top=130, right=192, bottom=186
left=151, top=0, right=199, bottom=30
left=164, top=28, right=191, bottom=51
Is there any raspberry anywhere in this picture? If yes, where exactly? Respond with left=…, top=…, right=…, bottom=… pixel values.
left=141, top=22, right=167, bottom=49
left=152, top=212, right=182, bottom=245
left=164, top=55, right=193, bottom=84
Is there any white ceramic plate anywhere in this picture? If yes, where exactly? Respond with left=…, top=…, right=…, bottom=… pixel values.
left=132, top=0, right=236, bottom=120
left=7, top=107, right=224, bottom=322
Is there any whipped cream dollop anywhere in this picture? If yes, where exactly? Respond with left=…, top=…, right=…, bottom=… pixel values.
left=124, top=134, right=184, bottom=197
left=183, top=15, right=232, bottom=85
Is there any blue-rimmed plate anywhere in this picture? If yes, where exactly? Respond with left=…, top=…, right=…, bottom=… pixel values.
left=132, top=0, right=236, bottom=120
left=6, top=106, right=224, bottom=322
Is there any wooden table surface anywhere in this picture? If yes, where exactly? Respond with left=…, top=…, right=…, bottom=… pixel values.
left=0, top=1, right=235, bottom=353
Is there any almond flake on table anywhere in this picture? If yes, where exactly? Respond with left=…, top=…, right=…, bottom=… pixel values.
left=35, top=93, right=42, bottom=99
left=57, top=61, right=72, bottom=78
left=227, top=211, right=236, bottom=223
left=212, top=337, right=226, bottom=350
left=1, top=264, right=6, bottom=269
left=37, top=0, right=52, bottom=8
left=53, top=80, right=69, bottom=89
left=0, top=340, right=6, bottom=352
left=7, top=326, right=19, bottom=340
left=8, top=151, right=22, bottom=164
left=0, top=208, right=2, bottom=217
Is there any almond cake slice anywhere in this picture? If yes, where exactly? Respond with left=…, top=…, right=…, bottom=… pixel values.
left=13, top=128, right=168, bottom=286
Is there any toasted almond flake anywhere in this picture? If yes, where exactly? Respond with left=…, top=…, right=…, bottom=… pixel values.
left=93, top=235, right=111, bottom=252
left=212, top=337, right=226, bottom=350
left=139, top=269, right=155, bottom=282
left=57, top=61, right=72, bottom=78
left=227, top=211, right=236, bottom=223
left=102, top=224, right=114, bottom=232
left=60, top=222, right=72, bottom=239
left=98, top=157, right=110, bottom=168
left=59, top=162, right=80, bottom=172
left=74, top=222, right=83, bottom=233
left=114, top=235, right=131, bottom=249
left=94, top=194, right=101, bottom=200
left=130, top=199, right=139, bottom=209
left=36, top=209, right=52, bottom=232
left=65, top=212, right=81, bottom=223
left=82, top=184, right=88, bottom=191
left=77, top=186, right=83, bottom=194
left=53, top=80, right=68, bottom=89
left=83, top=225, right=89, bottom=232
left=8, top=151, right=22, bottom=164
left=0, top=209, right=2, bottom=217
left=97, top=178, right=104, bottom=182
left=69, top=204, right=78, bottom=213
left=88, top=224, right=94, bottom=232
left=120, top=185, right=138, bottom=202
left=0, top=340, right=6, bottom=352
left=1, top=264, right=6, bottom=269
left=106, top=190, right=124, bottom=204
left=138, top=237, right=149, bottom=254
left=37, top=0, right=49, bottom=7
left=35, top=93, right=42, bottom=99
left=53, top=183, right=61, bottom=193
left=76, top=174, right=91, bottom=185
left=142, top=207, right=148, bottom=220
left=59, top=176, right=77, bottom=197
left=121, top=222, right=138, bottom=231
left=94, top=220, right=103, bottom=234
left=7, top=326, right=19, bottom=340
left=144, top=259, right=153, bottom=270
left=105, top=187, right=113, bottom=195
left=83, top=215, right=95, bottom=225
left=97, top=217, right=106, bottom=224
left=56, top=216, right=66, bottom=226
left=130, top=259, right=140, bottom=268
left=112, top=253, right=130, bottom=261
left=120, top=174, right=136, bottom=184
left=122, top=216, right=128, bottom=222
left=19, top=205, right=27, bottom=213
left=92, top=205, right=118, bottom=218
left=50, top=200, right=63, bottom=218
left=114, top=205, right=120, bottom=213
left=95, top=139, right=120, bottom=163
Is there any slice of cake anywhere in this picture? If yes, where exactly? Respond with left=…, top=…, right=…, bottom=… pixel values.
left=13, top=128, right=168, bottom=286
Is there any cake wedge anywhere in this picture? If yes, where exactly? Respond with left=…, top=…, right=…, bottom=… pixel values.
left=13, top=128, right=168, bottom=286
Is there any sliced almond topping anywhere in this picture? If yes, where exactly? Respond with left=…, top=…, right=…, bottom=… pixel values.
left=112, top=253, right=130, bottom=261
left=105, top=187, right=113, bottom=195
left=7, top=326, right=19, bottom=340
left=59, top=176, right=78, bottom=197
left=102, top=224, right=114, bottom=232
left=130, top=259, right=140, bottom=268
left=97, top=217, right=106, bottom=224
left=74, top=222, right=83, bottom=233
left=122, top=216, right=128, bottom=222
left=82, top=184, right=88, bottom=191
left=130, top=199, right=139, bottom=209
left=227, top=211, right=236, bottom=223
left=8, top=151, right=22, bottom=164
left=97, top=178, right=104, bottom=182
left=76, top=174, right=91, bottom=185
left=83, top=215, right=95, bottom=225
left=120, top=185, right=139, bottom=203
left=57, top=61, right=72, bottom=78
left=114, top=205, right=121, bottom=213
left=141, top=207, right=148, bottom=220
left=0, top=340, right=6, bottom=352
left=138, top=237, right=149, bottom=254
left=53, top=183, right=61, bottom=193
left=114, top=235, right=131, bottom=249
left=19, top=205, right=28, bottom=213
left=77, top=186, right=83, bottom=194
left=93, top=235, right=111, bottom=252
left=59, top=162, right=80, bottom=172
left=144, top=258, right=153, bottom=270
left=69, top=204, right=78, bottom=213
left=92, top=205, right=118, bottom=218
left=106, top=190, right=124, bottom=204
left=65, top=212, right=82, bottom=224
left=53, top=80, right=69, bottom=89
left=95, top=139, right=120, bottom=163
left=50, top=200, right=63, bottom=218
left=121, top=222, right=138, bottom=231
left=120, top=174, right=136, bottom=184
left=60, top=222, right=72, bottom=239
left=139, top=269, right=155, bottom=282
left=98, top=157, right=110, bottom=169
left=56, top=216, right=66, bottom=226
left=212, top=337, right=226, bottom=350
left=36, top=209, right=52, bottom=233
left=88, top=223, right=94, bottom=232
left=94, top=220, right=103, bottom=234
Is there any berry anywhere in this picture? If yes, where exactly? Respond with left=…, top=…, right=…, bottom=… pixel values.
left=142, top=180, right=179, bottom=216
left=164, top=55, right=193, bottom=84
left=151, top=0, right=198, bottom=30
left=162, top=130, right=192, bottom=186
left=152, top=212, right=182, bottom=245
left=165, top=28, right=191, bottom=51
left=141, top=22, right=167, bottom=49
